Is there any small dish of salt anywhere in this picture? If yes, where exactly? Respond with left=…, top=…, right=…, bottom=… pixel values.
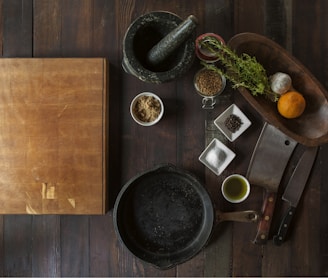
left=199, top=138, right=236, bottom=176
left=214, top=104, right=251, bottom=142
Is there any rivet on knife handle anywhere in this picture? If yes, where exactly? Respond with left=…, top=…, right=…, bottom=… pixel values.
left=253, top=191, right=277, bottom=244
left=273, top=207, right=296, bottom=245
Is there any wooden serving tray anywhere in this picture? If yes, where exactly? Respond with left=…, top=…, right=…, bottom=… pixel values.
left=0, top=58, right=108, bottom=214
left=228, top=33, right=328, bottom=147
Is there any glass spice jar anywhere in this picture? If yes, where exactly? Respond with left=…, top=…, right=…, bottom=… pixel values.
left=194, top=68, right=226, bottom=109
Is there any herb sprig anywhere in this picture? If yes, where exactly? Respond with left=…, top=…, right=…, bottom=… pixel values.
left=200, top=36, right=279, bottom=102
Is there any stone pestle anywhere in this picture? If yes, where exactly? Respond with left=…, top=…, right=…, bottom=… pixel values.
left=147, top=15, right=198, bottom=66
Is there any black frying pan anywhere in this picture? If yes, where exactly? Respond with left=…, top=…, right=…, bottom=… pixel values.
left=113, top=164, right=258, bottom=269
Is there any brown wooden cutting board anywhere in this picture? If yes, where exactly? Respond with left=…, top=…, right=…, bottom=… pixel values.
left=0, top=58, right=108, bottom=214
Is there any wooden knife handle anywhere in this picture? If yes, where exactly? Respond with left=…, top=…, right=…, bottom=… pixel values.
left=253, top=191, right=277, bottom=244
left=273, top=206, right=296, bottom=246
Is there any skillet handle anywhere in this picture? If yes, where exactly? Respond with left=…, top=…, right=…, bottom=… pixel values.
left=217, top=210, right=259, bottom=223
left=253, top=191, right=277, bottom=244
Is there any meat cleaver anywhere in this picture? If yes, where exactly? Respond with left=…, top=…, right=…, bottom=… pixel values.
left=247, top=123, right=297, bottom=244
left=273, top=146, right=318, bottom=245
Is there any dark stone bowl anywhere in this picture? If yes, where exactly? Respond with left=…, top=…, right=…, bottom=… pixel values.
left=122, top=11, right=195, bottom=83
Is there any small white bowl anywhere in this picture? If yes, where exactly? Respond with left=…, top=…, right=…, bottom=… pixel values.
left=199, top=138, right=236, bottom=176
left=214, top=104, right=251, bottom=142
left=130, top=92, right=164, bottom=126
left=221, top=174, right=250, bottom=203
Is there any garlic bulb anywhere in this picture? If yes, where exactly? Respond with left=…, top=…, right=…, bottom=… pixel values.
left=270, top=72, right=292, bottom=95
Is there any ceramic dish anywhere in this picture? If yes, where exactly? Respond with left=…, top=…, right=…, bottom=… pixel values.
left=214, top=104, right=251, bottom=142
left=130, top=92, right=164, bottom=126
left=199, top=138, right=236, bottom=176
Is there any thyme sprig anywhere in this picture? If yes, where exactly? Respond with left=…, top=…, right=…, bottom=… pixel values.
left=200, top=36, right=279, bottom=102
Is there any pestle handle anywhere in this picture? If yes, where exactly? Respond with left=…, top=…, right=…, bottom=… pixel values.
left=147, top=15, right=198, bottom=66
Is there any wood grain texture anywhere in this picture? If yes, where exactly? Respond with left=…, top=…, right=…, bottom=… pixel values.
left=0, top=0, right=3, bottom=57
left=31, top=215, right=61, bottom=276
left=0, top=215, right=3, bottom=276
left=0, top=0, right=327, bottom=276
left=3, top=216, right=33, bottom=276
left=2, top=0, right=32, bottom=57
left=33, top=0, right=62, bottom=57
left=1, top=2, right=34, bottom=277
left=0, top=58, right=108, bottom=214
left=234, top=0, right=265, bottom=34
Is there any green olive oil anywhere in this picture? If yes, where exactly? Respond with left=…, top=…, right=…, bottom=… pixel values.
left=224, top=176, right=248, bottom=201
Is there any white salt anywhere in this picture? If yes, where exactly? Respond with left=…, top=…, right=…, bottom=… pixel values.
left=205, top=147, right=226, bottom=168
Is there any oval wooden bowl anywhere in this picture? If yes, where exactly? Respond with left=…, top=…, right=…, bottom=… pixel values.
left=228, top=32, right=328, bottom=146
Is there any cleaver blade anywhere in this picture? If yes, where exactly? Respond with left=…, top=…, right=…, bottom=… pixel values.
left=247, top=122, right=297, bottom=244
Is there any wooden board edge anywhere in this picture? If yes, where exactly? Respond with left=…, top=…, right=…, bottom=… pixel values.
left=102, top=58, right=109, bottom=214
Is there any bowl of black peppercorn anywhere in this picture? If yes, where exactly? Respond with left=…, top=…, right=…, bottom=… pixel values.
left=214, top=104, right=251, bottom=142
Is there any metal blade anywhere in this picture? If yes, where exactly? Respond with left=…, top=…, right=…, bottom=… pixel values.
left=247, top=123, right=297, bottom=192
left=282, top=146, right=318, bottom=207
left=273, top=146, right=319, bottom=245
left=247, top=123, right=297, bottom=245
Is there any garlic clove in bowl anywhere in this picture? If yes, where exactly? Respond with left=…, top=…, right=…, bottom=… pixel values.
left=270, top=72, right=292, bottom=95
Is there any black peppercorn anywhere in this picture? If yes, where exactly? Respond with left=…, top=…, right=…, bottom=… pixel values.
left=224, top=114, right=243, bottom=132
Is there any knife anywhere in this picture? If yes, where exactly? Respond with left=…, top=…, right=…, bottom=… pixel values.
left=247, top=123, right=297, bottom=244
left=273, top=146, right=319, bottom=246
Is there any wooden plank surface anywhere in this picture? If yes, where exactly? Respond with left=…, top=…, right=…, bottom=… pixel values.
left=0, top=58, right=108, bottom=214
left=1, top=1, right=34, bottom=276
left=0, top=0, right=327, bottom=276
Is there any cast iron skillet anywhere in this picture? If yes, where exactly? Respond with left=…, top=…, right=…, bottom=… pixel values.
left=113, top=164, right=258, bottom=269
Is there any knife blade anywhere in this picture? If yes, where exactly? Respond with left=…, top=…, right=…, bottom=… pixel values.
left=273, top=146, right=319, bottom=245
left=247, top=123, right=297, bottom=244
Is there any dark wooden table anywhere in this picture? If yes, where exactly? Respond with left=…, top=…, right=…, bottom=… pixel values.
left=0, top=0, right=327, bottom=276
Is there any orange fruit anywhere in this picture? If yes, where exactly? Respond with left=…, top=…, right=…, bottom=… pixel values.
left=277, top=91, right=306, bottom=119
